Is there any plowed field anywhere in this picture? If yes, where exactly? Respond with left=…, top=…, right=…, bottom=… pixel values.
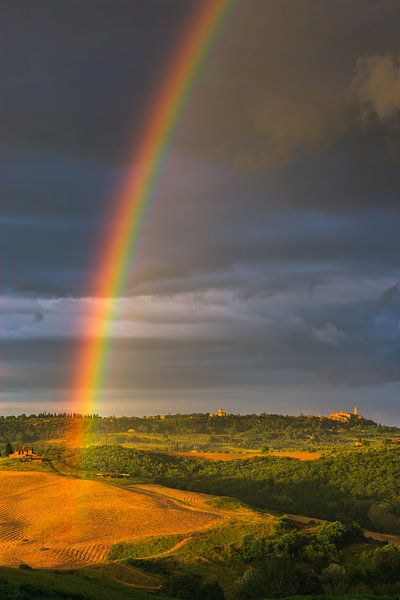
left=0, top=472, right=222, bottom=568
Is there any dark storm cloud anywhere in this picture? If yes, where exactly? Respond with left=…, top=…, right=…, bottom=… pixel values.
left=3, top=0, right=400, bottom=173
left=353, top=54, right=400, bottom=123
left=179, top=0, right=400, bottom=170
left=128, top=202, right=400, bottom=295
left=2, top=0, right=400, bottom=415
left=0, top=0, right=195, bottom=163
left=375, top=282, right=399, bottom=310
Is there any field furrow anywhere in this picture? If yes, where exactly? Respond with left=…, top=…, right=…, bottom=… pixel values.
left=0, top=472, right=223, bottom=568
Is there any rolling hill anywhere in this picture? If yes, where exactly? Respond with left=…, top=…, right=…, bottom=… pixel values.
left=0, top=472, right=223, bottom=568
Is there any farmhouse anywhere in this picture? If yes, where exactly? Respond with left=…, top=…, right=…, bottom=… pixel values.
left=9, top=446, right=45, bottom=462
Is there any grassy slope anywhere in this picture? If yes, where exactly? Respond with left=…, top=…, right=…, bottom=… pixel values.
left=0, top=565, right=169, bottom=600
left=109, top=535, right=184, bottom=560
left=2, top=448, right=400, bottom=599
left=0, top=470, right=223, bottom=569
left=0, top=475, right=276, bottom=599
left=108, top=503, right=286, bottom=598
left=0, top=468, right=397, bottom=600
left=0, top=458, right=52, bottom=472
left=112, top=526, right=400, bottom=600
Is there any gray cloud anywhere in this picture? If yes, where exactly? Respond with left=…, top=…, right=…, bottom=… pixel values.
left=310, top=322, right=348, bottom=346
left=176, top=0, right=400, bottom=166
left=5, top=0, right=400, bottom=170
left=3, top=1, right=400, bottom=417
left=353, top=54, right=400, bottom=122
left=375, top=282, right=399, bottom=310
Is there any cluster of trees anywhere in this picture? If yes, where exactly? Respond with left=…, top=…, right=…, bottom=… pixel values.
left=231, top=520, right=400, bottom=598
left=166, top=573, right=224, bottom=600
left=234, top=520, right=363, bottom=565
left=124, top=519, right=400, bottom=599
left=2, top=442, right=13, bottom=457
left=0, top=413, right=93, bottom=443
left=52, top=444, right=400, bottom=534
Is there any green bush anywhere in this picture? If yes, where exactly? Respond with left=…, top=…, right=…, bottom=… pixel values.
left=166, top=573, right=224, bottom=600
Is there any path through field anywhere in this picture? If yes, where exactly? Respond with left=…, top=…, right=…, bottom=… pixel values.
left=288, top=512, right=400, bottom=546
left=0, top=472, right=223, bottom=568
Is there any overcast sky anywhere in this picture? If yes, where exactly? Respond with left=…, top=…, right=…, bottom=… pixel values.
left=2, top=0, right=400, bottom=422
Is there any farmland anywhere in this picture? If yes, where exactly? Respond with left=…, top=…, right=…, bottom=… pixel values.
left=1, top=459, right=400, bottom=598
left=170, top=450, right=321, bottom=461
left=2, top=413, right=400, bottom=598
left=0, top=472, right=223, bottom=568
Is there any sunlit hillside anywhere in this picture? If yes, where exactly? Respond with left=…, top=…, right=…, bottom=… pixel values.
left=0, top=472, right=222, bottom=568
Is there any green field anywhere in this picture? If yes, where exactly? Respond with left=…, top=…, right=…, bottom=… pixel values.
left=0, top=565, right=168, bottom=600
left=109, top=535, right=185, bottom=560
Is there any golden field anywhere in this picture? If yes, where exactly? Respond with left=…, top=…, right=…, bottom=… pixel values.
left=267, top=451, right=321, bottom=460
left=170, top=450, right=321, bottom=461
left=170, top=451, right=266, bottom=461
left=0, top=472, right=223, bottom=568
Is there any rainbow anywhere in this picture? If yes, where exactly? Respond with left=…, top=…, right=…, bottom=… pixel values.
left=70, top=0, right=234, bottom=430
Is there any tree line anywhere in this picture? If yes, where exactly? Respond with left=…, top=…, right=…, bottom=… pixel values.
left=0, top=411, right=394, bottom=444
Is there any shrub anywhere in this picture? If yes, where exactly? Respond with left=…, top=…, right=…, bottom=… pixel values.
left=167, top=572, right=224, bottom=600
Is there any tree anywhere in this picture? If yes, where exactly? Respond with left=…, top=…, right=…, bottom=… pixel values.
left=233, top=559, right=320, bottom=599
left=372, top=544, right=400, bottom=583
left=368, top=503, right=399, bottom=533
left=167, top=573, right=224, bottom=600
left=321, top=563, right=348, bottom=594
left=4, top=442, right=13, bottom=457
